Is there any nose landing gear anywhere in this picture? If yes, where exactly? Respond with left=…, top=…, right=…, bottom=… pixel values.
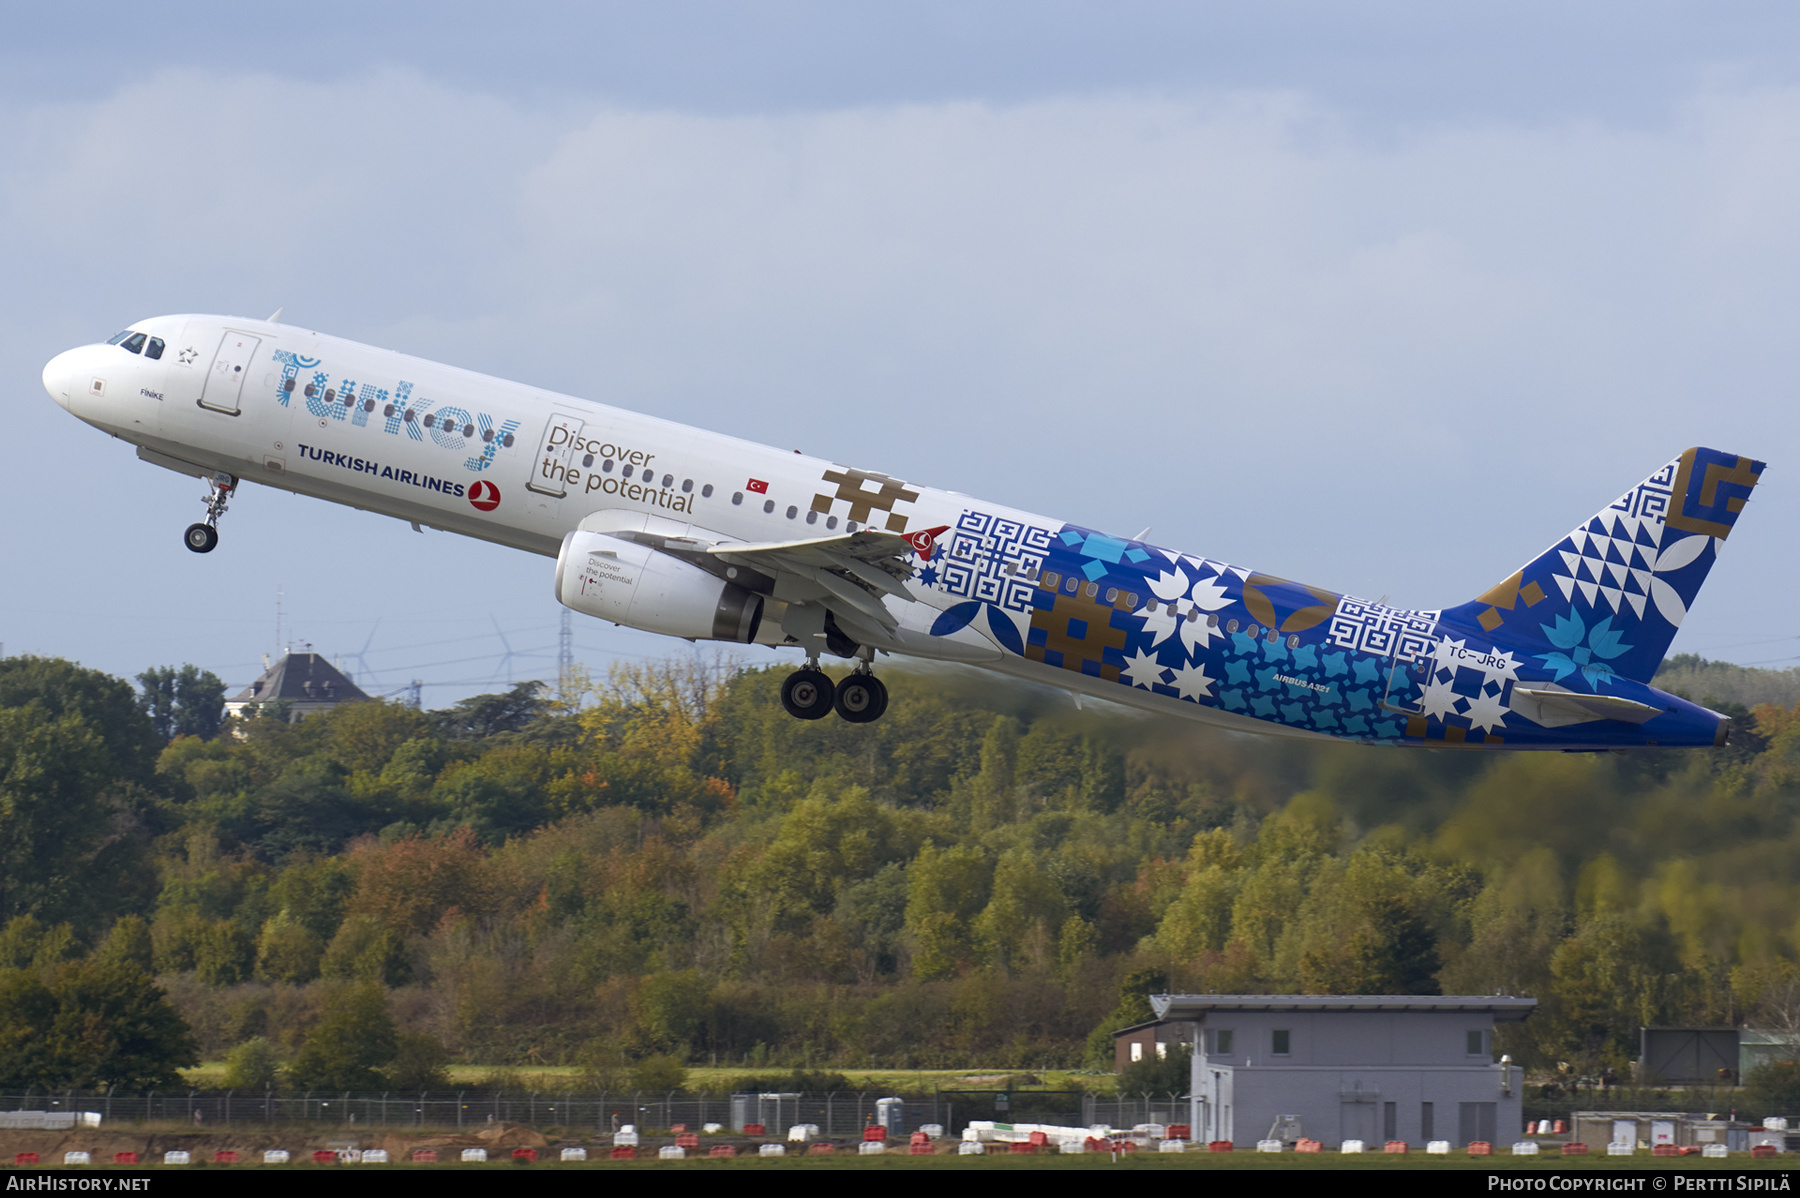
left=183, top=473, right=236, bottom=554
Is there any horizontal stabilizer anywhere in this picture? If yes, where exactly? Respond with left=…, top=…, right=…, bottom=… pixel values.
left=1511, top=685, right=1664, bottom=728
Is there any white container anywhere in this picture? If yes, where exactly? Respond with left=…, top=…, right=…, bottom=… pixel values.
left=1341, top=1140, right=1364, bottom=1154
left=759, top=1144, right=786, bottom=1157
left=560, top=1147, right=588, bottom=1161
left=63, top=1152, right=90, bottom=1166
left=461, top=1148, right=488, bottom=1162
left=361, top=1149, right=388, bottom=1163
left=919, top=1124, right=943, bottom=1138
left=658, top=1145, right=685, bottom=1159
left=1607, top=1144, right=1635, bottom=1156
left=1257, top=1139, right=1283, bottom=1153
left=1703, top=1144, right=1729, bottom=1158
left=1158, top=1139, right=1187, bottom=1153
left=858, top=1141, right=885, bottom=1155
left=263, top=1151, right=289, bottom=1164
left=615, top=1131, right=639, bottom=1147
left=957, top=1141, right=985, bottom=1155
left=164, top=1151, right=191, bottom=1165
left=1426, top=1140, right=1451, bottom=1154
left=1511, top=1142, right=1538, bottom=1155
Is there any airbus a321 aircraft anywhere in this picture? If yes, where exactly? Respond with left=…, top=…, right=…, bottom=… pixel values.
left=43, top=315, right=1762, bottom=749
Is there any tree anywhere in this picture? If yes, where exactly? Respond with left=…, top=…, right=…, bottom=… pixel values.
left=386, top=1031, right=451, bottom=1090
left=0, top=703, right=155, bottom=931
left=137, top=666, right=227, bottom=742
left=286, top=984, right=398, bottom=1090
left=223, top=1037, right=281, bottom=1089
left=1118, top=1043, right=1191, bottom=1096
left=43, top=959, right=198, bottom=1089
left=432, top=681, right=550, bottom=741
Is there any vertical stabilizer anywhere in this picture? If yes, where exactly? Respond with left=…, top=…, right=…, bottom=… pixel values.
left=1445, top=448, right=1763, bottom=688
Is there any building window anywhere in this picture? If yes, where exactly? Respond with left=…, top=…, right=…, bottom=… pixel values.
left=1212, top=1029, right=1234, bottom=1055
left=1272, top=1029, right=1290, bottom=1055
left=1130, top=1042, right=1143, bottom=1062
left=1467, top=1030, right=1486, bottom=1055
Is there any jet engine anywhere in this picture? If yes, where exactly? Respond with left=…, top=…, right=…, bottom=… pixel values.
left=554, top=529, right=763, bottom=643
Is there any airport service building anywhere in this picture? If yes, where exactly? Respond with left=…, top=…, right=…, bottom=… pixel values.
left=1150, top=995, right=1537, bottom=1148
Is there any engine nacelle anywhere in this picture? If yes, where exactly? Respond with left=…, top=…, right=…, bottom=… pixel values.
left=555, top=529, right=763, bottom=643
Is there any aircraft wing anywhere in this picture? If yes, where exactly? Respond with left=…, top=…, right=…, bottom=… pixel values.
left=705, top=529, right=940, bottom=631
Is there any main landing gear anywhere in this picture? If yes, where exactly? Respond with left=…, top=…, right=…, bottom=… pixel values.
left=183, top=473, right=236, bottom=554
left=780, top=663, right=889, bottom=723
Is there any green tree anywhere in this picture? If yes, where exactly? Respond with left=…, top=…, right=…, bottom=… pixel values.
left=285, top=984, right=398, bottom=1090
left=1117, top=1043, right=1191, bottom=1097
left=386, top=1032, right=451, bottom=1090
left=137, top=665, right=227, bottom=742
left=223, top=1036, right=281, bottom=1089
left=44, top=960, right=198, bottom=1089
left=0, top=704, right=155, bottom=931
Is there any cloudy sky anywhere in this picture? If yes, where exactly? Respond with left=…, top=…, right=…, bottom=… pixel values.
left=6, top=2, right=1799, bottom=705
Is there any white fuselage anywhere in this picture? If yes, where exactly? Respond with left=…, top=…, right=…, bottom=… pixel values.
left=45, top=314, right=1311, bottom=738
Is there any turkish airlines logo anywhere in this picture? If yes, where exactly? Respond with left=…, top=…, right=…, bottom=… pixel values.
left=469, top=481, right=502, bottom=512
left=904, top=525, right=950, bottom=561
left=746, top=478, right=769, bottom=494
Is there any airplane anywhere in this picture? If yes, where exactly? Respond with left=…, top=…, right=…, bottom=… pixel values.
left=43, top=314, right=1762, bottom=750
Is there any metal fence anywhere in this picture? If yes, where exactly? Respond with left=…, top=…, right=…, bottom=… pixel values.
left=0, top=1090, right=943, bottom=1135
left=0, top=1089, right=1187, bottom=1136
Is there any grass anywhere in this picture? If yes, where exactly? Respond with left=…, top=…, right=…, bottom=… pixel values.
left=178, top=1063, right=1107, bottom=1095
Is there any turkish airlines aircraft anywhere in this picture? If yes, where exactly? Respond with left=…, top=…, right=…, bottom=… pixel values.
left=44, top=315, right=1762, bottom=749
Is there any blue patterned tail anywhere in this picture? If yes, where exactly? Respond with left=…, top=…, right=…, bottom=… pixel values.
left=1445, top=448, right=1764, bottom=686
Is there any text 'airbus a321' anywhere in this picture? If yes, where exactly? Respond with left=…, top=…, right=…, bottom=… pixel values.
left=44, top=314, right=1762, bottom=749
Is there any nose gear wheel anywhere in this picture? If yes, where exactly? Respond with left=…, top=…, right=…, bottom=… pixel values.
left=184, top=473, right=237, bottom=553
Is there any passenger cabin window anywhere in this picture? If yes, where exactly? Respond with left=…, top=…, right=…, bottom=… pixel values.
left=621, top=465, right=634, bottom=478
left=763, top=500, right=775, bottom=514
left=702, top=484, right=714, bottom=498
left=732, top=492, right=743, bottom=505
left=681, top=479, right=693, bottom=493
left=826, top=516, right=838, bottom=529
left=145, top=338, right=164, bottom=360
left=603, top=459, right=614, bottom=472
left=662, top=473, right=673, bottom=488
left=786, top=505, right=798, bottom=519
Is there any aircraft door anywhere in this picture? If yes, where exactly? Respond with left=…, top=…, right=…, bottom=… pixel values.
left=527, top=413, right=585, bottom=498
left=199, top=331, right=261, bottom=414
left=1380, top=653, right=1429, bottom=715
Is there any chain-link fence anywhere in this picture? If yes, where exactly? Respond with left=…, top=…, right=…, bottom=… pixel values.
left=0, top=1090, right=947, bottom=1135
left=0, top=1089, right=1186, bottom=1135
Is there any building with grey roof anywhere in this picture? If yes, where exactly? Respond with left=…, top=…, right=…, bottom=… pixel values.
left=226, top=651, right=371, bottom=723
left=1151, top=994, right=1537, bottom=1148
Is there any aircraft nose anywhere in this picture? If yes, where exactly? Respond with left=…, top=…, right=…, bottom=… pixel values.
left=42, top=349, right=76, bottom=410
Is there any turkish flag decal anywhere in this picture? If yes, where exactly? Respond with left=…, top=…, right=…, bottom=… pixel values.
left=746, top=478, right=769, bottom=494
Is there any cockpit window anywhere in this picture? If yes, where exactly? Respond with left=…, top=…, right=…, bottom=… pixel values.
left=145, top=337, right=165, bottom=360
left=116, top=332, right=147, bottom=354
left=106, top=330, right=134, bottom=345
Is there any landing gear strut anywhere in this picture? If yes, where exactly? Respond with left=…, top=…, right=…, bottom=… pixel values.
left=184, top=473, right=236, bottom=554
